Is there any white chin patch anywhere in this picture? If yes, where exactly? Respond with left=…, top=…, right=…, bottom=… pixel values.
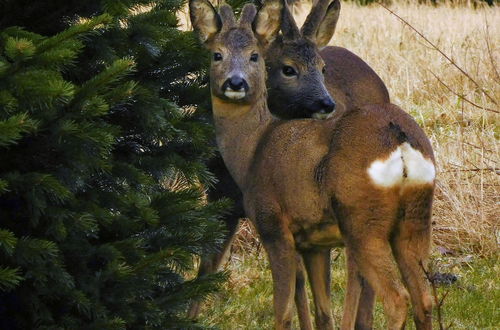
left=224, top=89, right=246, bottom=100
left=312, top=112, right=333, bottom=120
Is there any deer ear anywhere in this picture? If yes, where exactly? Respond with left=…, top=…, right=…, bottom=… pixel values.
left=316, top=0, right=341, bottom=48
left=253, top=0, right=283, bottom=48
left=189, top=0, right=221, bottom=46
left=281, top=1, right=300, bottom=40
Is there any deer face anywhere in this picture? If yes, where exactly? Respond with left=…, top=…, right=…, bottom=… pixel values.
left=266, top=0, right=341, bottom=119
left=190, top=0, right=282, bottom=105
left=209, top=26, right=264, bottom=103
left=266, top=37, right=334, bottom=119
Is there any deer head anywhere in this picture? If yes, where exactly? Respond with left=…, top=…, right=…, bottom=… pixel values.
left=265, top=0, right=341, bottom=119
left=190, top=0, right=282, bottom=106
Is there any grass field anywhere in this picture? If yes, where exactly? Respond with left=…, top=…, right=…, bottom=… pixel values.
left=200, top=227, right=499, bottom=328
left=189, top=1, right=499, bottom=328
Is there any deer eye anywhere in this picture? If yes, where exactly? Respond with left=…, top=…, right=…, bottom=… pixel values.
left=322, top=66, right=326, bottom=74
left=250, top=53, right=259, bottom=62
left=282, top=65, right=297, bottom=77
left=213, top=52, right=223, bottom=61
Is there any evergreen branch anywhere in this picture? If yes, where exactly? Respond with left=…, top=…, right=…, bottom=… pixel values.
left=0, top=229, right=17, bottom=256
left=71, top=58, right=136, bottom=106
left=0, top=266, right=23, bottom=291
left=0, top=113, right=38, bottom=147
left=37, top=14, right=113, bottom=53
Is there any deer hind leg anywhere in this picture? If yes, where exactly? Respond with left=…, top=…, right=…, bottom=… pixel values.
left=391, top=186, right=434, bottom=330
left=355, top=277, right=375, bottom=330
left=338, top=200, right=409, bottom=330
left=295, top=254, right=314, bottom=330
left=302, top=248, right=334, bottom=330
left=341, top=249, right=375, bottom=330
left=257, top=215, right=297, bottom=330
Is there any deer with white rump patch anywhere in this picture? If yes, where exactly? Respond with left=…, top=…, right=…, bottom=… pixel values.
left=190, top=0, right=435, bottom=329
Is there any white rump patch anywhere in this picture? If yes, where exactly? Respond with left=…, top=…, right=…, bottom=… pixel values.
left=367, top=142, right=435, bottom=188
left=400, top=142, right=436, bottom=184
left=367, top=147, right=404, bottom=187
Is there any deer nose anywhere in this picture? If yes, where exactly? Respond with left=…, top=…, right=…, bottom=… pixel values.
left=318, top=96, right=336, bottom=114
left=227, top=76, right=245, bottom=91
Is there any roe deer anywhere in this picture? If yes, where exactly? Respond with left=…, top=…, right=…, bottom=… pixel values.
left=190, top=1, right=388, bottom=326
left=190, top=0, right=435, bottom=329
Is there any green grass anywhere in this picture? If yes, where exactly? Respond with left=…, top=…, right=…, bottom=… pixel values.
left=198, top=249, right=499, bottom=329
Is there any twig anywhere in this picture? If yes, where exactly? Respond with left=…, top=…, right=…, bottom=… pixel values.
left=462, top=141, right=494, bottom=154
left=428, top=70, right=499, bottom=114
left=377, top=2, right=498, bottom=106
left=420, top=261, right=452, bottom=330
left=442, top=167, right=499, bottom=174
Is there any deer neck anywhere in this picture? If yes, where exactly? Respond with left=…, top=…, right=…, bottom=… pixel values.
left=211, top=94, right=273, bottom=189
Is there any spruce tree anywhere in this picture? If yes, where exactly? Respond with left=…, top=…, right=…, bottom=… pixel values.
left=0, top=0, right=227, bottom=328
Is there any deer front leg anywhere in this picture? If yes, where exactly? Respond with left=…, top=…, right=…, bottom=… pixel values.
left=256, top=214, right=297, bottom=330
left=303, top=248, right=334, bottom=330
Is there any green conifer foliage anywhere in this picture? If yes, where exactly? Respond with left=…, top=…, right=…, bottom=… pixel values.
left=0, top=1, right=227, bottom=328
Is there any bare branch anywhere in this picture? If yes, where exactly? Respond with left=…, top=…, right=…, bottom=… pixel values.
left=428, top=70, right=499, bottom=114
left=378, top=2, right=498, bottom=106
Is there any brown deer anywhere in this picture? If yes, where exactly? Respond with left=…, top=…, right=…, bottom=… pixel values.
left=190, top=0, right=435, bottom=329
left=190, top=1, right=388, bottom=327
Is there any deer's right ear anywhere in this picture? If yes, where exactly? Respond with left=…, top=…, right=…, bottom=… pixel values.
left=253, top=0, right=283, bottom=48
left=189, top=0, right=221, bottom=46
left=316, top=0, right=341, bottom=48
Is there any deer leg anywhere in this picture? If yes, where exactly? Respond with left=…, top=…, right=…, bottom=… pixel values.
left=302, top=248, right=334, bottom=330
left=391, top=187, right=434, bottom=330
left=341, top=249, right=362, bottom=330
left=187, top=216, right=240, bottom=319
left=345, top=238, right=409, bottom=330
left=295, top=254, right=314, bottom=330
left=355, top=276, right=375, bottom=330
left=258, top=217, right=297, bottom=330
left=342, top=249, right=376, bottom=330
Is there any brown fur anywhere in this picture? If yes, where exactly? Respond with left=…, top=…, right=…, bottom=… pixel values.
left=322, top=46, right=390, bottom=114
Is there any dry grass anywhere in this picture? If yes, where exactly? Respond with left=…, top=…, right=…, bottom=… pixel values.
left=317, top=1, right=499, bottom=256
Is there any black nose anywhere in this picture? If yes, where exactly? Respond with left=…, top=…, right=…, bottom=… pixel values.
left=318, top=97, right=336, bottom=113
left=228, top=76, right=245, bottom=91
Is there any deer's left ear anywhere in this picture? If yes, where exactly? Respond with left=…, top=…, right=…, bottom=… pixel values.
left=253, top=0, right=283, bottom=48
left=189, top=0, right=221, bottom=46
left=316, top=0, right=341, bottom=48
